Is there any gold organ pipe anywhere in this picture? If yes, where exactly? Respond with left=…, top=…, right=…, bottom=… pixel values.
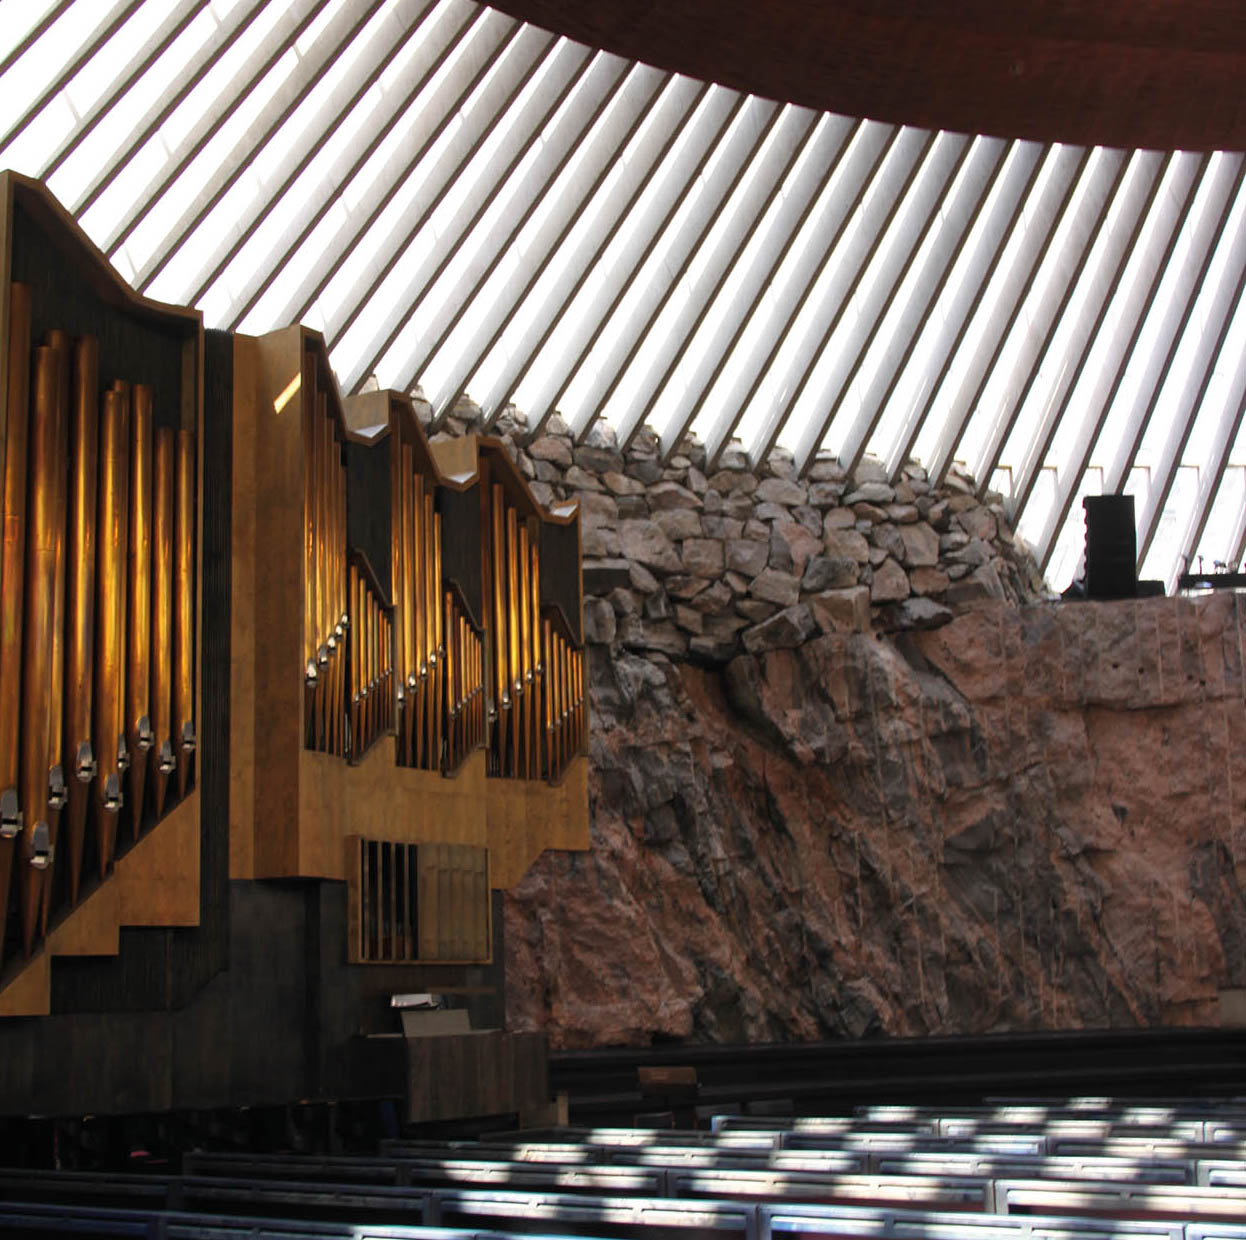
left=517, top=522, right=531, bottom=779
left=0, top=279, right=31, bottom=958
left=506, top=505, right=520, bottom=776
left=63, top=335, right=98, bottom=904
left=24, top=336, right=68, bottom=949
left=20, top=346, right=60, bottom=951
left=151, top=429, right=174, bottom=818
left=173, top=427, right=195, bottom=799
left=490, top=484, right=507, bottom=775
left=432, top=508, right=443, bottom=771
left=94, top=384, right=130, bottom=873
left=126, top=385, right=153, bottom=839
left=399, top=447, right=413, bottom=762
left=302, top=360, right=317, bottom=745
left=413, top=471, right=428, bottom=767
left=529, top=536, right=541, bottom=780
left=392, top=444, right=405, bottom=760
left=40, top=333, right=70, bottom=934
left=312, top=393, right=327, bottom=749
left=423, top=492, right=435, bottom=767
left=336, top=435, right=347, bottom=754
left=348, top=562, right=360, bottom=756
left=443, top=589, right=453, bottom=770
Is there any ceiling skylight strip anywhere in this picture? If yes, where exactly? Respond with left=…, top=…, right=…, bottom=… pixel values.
left=0, top=0, right=145, bottom=155
left=247, top=5, right=524, bottom=335
left=519, top=88, right=748, bottom=436
left=885, top=142, right=1047, bottom=479
left=370, top=51, right=636, bottom=398
left=607, top=105, right=824, bottom=453
left=1009, top=151, right=1170, bottom=518
left=180, top=0, right=438, bottom=311
left=742, top=125, right=931, bottom=468
left=1136, top=177, right=1246, bottom=564
left=1035, top=153, right=1209, bottom=572
left=425, top=64, right=673, bottom=418
left=658, top=114, right=857, bottom=463
left=837, top=136, right=1009, bottom=476
left=926, top=144, right=1090, bottom=486
left=969, top=147, right=1131, bottom=494
left=475, top=77, right=713, bottom=427
left=1102, top=153, right=1246, bottom=495
left=535, top=96, right=781, bottom=438
left=703, top=121, right=893, bottom=467
left=792, top=132, right=986, bottom=476
left=323, top=25, right=582, bottom=376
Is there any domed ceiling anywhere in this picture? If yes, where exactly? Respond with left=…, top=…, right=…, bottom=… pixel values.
left=3, top=0, right=1246, bottom=590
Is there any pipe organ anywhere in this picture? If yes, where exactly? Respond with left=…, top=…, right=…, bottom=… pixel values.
left=0, top=175, right=201, bottom=996
left=0, top=170, right=587, bottom=1097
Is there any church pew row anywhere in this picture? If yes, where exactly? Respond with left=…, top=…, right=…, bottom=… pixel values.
left=4, top=1198, right=1246, bottom=1240
left=7, top=1168, right=1246, bottom=1231
left=185, top=1147, right=1201, bottom=1190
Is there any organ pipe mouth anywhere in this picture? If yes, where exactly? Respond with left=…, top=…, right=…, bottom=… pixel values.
left=135, top=715, right=153, bottom=751
left=181, top=721, right=196, bottom=753
left=0, top=789, right=20, bottom=838
left=74, top=741, right=96, bottom=782
left=28, top=821, right=51, bottom=870
left=102, top=771, right=123, bottom=813
left=116, top=736, right=130, bottom=774
left=156, top=741, right=176, bottom=776
left=47, top=764, right=67, bottom=810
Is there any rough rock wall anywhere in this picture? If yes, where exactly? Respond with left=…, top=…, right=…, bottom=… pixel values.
left=426, top=403, right=1243, bottom=1048
left=506, top=593, right=1246, bottom=1048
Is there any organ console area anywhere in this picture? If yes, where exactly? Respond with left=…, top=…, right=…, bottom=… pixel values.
left=0, top=170, right=588, bottom=1120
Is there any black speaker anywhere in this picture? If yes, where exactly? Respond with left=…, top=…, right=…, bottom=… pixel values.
left=1083, top=494, right=1136, bottom=599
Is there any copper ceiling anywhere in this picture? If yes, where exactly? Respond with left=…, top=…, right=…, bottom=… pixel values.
left=485, top=0, right=1246, bottom=151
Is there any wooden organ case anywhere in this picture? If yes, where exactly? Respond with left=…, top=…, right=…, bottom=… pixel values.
left=0, top=173, right=588, bottom=1123
left=0, top=173, right=201, bottom=1018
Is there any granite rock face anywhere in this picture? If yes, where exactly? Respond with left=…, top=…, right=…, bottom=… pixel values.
left=431, top=407, right=1241, bottom=1049
left=506, top=594, right=1246, bottom=1048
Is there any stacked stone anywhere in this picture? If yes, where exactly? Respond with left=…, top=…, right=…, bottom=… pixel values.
left=429, top=401, right=1047, bottom=663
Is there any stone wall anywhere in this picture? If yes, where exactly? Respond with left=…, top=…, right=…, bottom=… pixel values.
left=432, top=406, right=1244, bottom=1049
left=471, top=409, right=1047, bottom=664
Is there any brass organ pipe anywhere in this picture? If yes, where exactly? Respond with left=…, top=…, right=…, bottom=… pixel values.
left=517, top=522, right=531, bottom=779
left=490, top=484, right=507, bottom=774
left=126, top=386, right=153, bottom=839
left=63, top=335, right=98, bottom=904
left=19, top=346, right=61, bottom=950
left=529, top=537, right=541, bottom=780
left=173, top=427, right=195, bottom=798
left=328, top=428, right=341, bottom=755
left=302, top=359, right=316, bottom=745
left=423, top=492, right=436, bottom=767
left=413, top=473, right=428, bottom=767
left=0, top=281, right=31, bottom=953
left=29, top=336, right=69, bottom=947
left=312, top=394, right=327, bottom=748
left=336, top=439, right=347, bottom=754
left=506, top=506, right=520, bottom=776
left=399, top=447, right=412, bottom=762
left=94, top=385, right=130, bottom=873
left=348, top=562, right=359, bottom=755
left=432, top=508, right=443, bottom=770
left=443, top=590, right=453, bottom=770
left=392, top=445, right=405, bottom=760
left=151, top=429, right=174, bottom=817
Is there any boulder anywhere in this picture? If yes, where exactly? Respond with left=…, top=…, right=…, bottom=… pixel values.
left=620, top=519, right=681, bottom=574
left=742, top=604, right=816, bottom=653
left=870, top=557, right=910, bottom=602
left=750, top=568, right=802, bottom=608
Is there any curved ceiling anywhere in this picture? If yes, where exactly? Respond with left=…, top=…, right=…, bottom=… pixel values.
left=485, top=0, right=1246, bottom=152
left=3, top=0, right=1246, bottom=595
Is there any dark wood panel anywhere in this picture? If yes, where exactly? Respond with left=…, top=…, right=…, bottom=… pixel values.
left=346, top=437, right=393, bottom=600
left=540, top=519, right=581, bottom=644
left=485, top=0, right=1246, bottom=151
left=440, top=480, right=482, bottom=625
